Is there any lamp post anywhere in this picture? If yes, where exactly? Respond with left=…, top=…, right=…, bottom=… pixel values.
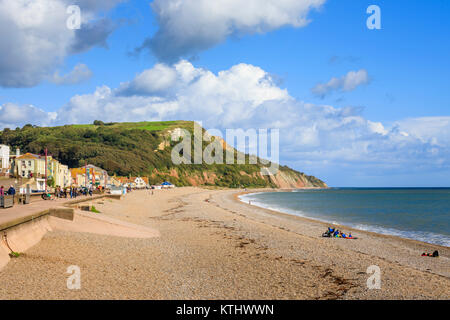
left=44, top=148, right=47, bottom=193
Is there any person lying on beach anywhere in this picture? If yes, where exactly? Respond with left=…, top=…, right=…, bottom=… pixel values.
left=323, top=228, right=356, bottom=239
left=421, top=250, right=439, bottom=257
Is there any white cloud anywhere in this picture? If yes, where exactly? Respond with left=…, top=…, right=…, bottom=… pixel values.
left=53, top=61, right=450, bottom=173
left=50, top=63, right=93, bottom=85
left=118, top=63, right=178, bottom=96
left=312, top=69, right=370, bottom=98
left=139, top=0, right=326, bottom=61
left=0, top=0, right=122, bottom=88
left=0, top=103, right=56, bottom=129
left=1, top=61, right=450, bottom=179
left=394, top=117, right=450, bottom=146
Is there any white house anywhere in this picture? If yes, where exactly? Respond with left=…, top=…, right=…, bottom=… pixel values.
left=0, top=144, right=10, bottom=177
left=134, top=177, right=149, bottom=189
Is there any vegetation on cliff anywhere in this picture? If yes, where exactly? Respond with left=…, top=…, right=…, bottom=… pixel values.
left=0, top=121, right=327, bottom=188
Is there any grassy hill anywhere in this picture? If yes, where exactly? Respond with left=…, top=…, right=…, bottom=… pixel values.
left=0, top=121, right=327, bottom=189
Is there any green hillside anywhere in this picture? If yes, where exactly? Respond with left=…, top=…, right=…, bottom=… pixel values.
left=0, top=121, right=327, bottom=189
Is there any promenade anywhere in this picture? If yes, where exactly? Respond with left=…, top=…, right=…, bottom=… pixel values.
left=0, top=195, right=102, bottom=231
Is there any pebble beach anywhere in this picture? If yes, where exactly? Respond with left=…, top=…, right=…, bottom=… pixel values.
left=0, top=187, right=448, bottom=300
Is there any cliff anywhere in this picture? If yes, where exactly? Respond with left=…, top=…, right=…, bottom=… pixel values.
left=0, top=121, right=327, bottom=189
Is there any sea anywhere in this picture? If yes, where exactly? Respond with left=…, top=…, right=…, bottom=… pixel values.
left=239, top=188, right=450, bottom=247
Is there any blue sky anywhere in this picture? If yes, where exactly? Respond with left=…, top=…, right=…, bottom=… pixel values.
left=0, top=0, right=449, bottom=187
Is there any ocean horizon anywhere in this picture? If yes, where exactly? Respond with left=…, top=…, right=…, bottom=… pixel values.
left=240, top=187, right=450, bottom=247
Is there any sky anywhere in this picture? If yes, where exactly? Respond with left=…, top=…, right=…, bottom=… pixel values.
left=0, top=0, right=449, bottom=187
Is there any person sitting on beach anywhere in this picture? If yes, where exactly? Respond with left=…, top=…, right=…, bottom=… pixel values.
left=333, top=230, right=339, bottom=237
left=322, top=228, right=334, bottom=237
left=348, top=233, right=353, bottom=239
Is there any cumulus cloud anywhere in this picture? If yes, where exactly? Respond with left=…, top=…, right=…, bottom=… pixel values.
left=1, top=61, right=449, bottom=180
left=52, top=61, right=450, bottom=175
left=0, top=103, right=56, bottom=129
left=117, top=63, right=178, bottom=96
left=0, top=0, right=122, bottom=88
left=57, top=61, right=290, bottom=126
left=394, top=117, right=450, bottom=146
left=138, top=0, right=325, bottom=62
left=50, top=63, right=93, bottom=85
left=312, top=69, right=370, bottom=98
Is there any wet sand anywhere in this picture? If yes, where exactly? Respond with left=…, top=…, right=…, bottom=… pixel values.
left=0, top=187, right=448, bottom=299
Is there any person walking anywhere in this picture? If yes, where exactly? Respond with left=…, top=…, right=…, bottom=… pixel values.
left=0, top=185, right=4, bottom=197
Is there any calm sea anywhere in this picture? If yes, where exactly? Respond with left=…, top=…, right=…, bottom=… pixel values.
left=239, top=188, right=450, bottom=247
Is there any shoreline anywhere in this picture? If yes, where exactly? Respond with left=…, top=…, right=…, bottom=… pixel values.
left=234, top=189, right=450, bottom=250
left=0, top=187, right=448, bottom=299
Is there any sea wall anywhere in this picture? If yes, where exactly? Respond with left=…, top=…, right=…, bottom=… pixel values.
left=0, top=213, right=53, bottom=270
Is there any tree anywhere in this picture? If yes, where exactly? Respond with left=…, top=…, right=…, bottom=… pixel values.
left=47, top=177, right=55, bottom=188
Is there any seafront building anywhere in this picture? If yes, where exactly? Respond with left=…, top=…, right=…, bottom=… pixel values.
left=70, top=168, right=86, bottom=187
left=109, top=176, right=122, bottom=187
left=2, top=146, right=104, bottom=191
left=0, top=144, right=10, bottom=177
left=117, top=176, right=149, bottom=189
left=1, top=144, right=123, bottom=192
left=15, top=153, right=52, bottom=191
left=55, top=163, right=72, bottom=188
left=13, top=152, right=74, bottom=190
left=70, top=165, right=109, bottom=188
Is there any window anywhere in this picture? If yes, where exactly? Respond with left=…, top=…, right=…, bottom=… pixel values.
left=28, top=161, right=31, bottom=166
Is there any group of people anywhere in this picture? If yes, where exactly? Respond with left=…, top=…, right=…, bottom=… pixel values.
left=69, top=186, right=94, bottom=198
left=52, top=185, right=98, bottom=199
left=322, top=227, right=354, bottom=239
left=41, top=185, right=102, bottom=201
left=54, top=186, right=68, bottom=198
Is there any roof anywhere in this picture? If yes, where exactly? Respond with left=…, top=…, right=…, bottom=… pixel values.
left=116, top=176, right=149, bottom=185
left=17, top=153, right=41, bottom=160
left=161, top=181, right=173, bottom=185
left=86, top=164, right=107, bottom=173
left=70, top=168, right=86, bottom=178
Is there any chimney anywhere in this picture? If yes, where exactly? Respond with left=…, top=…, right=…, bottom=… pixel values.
left=16, top=148, right=20, bottom=157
